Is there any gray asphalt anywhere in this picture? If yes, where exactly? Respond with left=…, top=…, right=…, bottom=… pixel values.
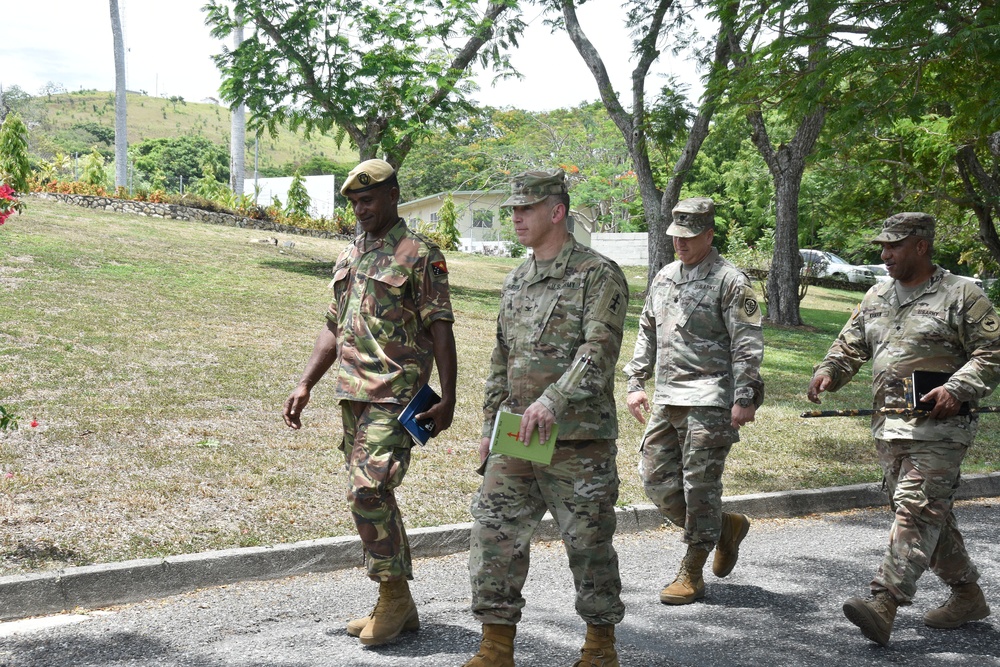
left=1, top=499, right=997, bottom=666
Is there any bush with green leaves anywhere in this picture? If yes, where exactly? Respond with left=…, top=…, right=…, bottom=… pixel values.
left=436, top=194, right=460, bottom=251
left=0, top=112, right=32, bottom=192
left=80, top=149, right=109, bottom=188
left=285, top=172, right=311, bottom=218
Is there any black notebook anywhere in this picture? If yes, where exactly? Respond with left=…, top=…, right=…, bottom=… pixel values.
left=912, top=370, right=971, bottom=416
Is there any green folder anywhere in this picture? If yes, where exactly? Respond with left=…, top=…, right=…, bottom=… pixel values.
left=489, top=410, right=558, bottom=465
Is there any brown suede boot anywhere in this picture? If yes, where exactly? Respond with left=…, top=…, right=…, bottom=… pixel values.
left=462, top=624, right=516, bottom=667
left=713, top=512, right=750, bottom=578
left=660, top=546, right=710, bottom=605
left=346, top=606, right=419, bottom=637
left=573, top=624, right=618, bottom=667
left=924, top=582, right=991, bottom=629
left=843, top=590, right=898, bottom=646
left=358, top=579, right=419, bottom=646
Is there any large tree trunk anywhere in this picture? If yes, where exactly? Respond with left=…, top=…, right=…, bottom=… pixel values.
left=230, top=18, right=246, bottom=196
left=747, top=107, right=826, bottom=326
left=956, top=137, right=1000, bottom=267
left=560, top=0, right=736, bottom=286
left=110, top=0, right=127, bottom=190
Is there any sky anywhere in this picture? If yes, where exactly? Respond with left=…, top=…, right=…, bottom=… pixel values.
left=2, top=0, right=709, bottom=112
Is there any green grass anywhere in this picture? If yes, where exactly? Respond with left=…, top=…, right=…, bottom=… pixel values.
left=0, top=198, right=997, bottom=575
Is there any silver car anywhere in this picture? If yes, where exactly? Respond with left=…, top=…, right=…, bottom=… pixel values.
left=800, top=249, right=876, bottom=285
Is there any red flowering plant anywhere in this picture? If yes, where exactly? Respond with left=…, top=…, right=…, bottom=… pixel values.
left=0, top=183, right=21, bottom=226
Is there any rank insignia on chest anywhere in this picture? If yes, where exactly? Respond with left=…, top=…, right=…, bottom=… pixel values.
left=431, top=260, right=448, bottom=276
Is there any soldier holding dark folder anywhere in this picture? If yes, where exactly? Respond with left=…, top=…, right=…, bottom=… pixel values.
left=807, top=212, right=1000, bottom=646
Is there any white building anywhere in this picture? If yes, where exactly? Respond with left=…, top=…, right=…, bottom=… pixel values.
left=397, top=190, right=594, bottom=253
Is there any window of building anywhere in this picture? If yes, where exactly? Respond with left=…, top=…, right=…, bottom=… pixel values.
left=472, top=209, right=493, bottom=228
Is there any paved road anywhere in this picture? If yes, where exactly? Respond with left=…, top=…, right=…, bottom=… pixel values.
left=1, top=500, right=997, bottom=666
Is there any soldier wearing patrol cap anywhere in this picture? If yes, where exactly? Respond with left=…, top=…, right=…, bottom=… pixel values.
left=465, top=168, right=630, bottom=667
left=282, top=158, right=458, bottom=647
left=624, top=196, right=765, bottom=606
left=809, top=211, right=999, bottom=646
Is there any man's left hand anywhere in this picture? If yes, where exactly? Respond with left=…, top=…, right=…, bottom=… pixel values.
left=520, top=401, right=556, bottom=446
left=922, top=386, right=961, bottom=419
left=416, top=396, right=456, bottom=437
left=731, top=404, right=756, bottom=429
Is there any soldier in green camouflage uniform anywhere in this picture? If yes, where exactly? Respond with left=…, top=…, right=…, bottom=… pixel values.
left=282, top=159, right=457, bottom=647
left=623, top=197, right=764, bottom=606
left=808, top=212, right=999, bottom=646
left=464, top=169, right=629, bottom=667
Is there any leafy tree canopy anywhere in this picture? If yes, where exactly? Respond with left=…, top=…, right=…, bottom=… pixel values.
left=130, top=136, right=230, bottom=191
left=205, top=0, right=526, bottom=168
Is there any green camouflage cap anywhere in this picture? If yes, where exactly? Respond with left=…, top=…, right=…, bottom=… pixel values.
left=500, top=169, right=567, bottom=208
left=340, top=159, right=396, bottom=195
left=667, top=197, right=716, bottom=238
left=871, top=212, right=935, bottom=243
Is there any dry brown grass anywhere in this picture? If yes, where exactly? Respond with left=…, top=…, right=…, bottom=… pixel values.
left=1, top=198, right=996, bottom=575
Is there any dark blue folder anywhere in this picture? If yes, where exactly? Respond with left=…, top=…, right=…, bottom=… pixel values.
left=398, top=384, right=441, bottom=445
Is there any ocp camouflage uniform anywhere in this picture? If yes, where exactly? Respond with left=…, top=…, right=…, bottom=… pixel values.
left=624, top=247, right=764, bottom=549
left=814, top=267, right=1000, bottom=603
left=470, top=236, right=629, bottom=626
left=327, top=218, right=453, bottom=581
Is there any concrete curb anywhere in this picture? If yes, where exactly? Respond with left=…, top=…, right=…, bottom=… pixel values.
left=2, top=472, right=997, bottom=622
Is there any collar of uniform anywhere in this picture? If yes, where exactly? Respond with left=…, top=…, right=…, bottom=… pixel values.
left=876, top=264, right=945, bottom=305
left=528, top=236, right=576, bottom=283
left=358, top=217, right=407, bottom=253
left=665, top=247, right=720, bottom=284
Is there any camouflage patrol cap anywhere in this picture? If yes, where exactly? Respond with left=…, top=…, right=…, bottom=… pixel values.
left=667, top=197, right=716, bottom=238
left=500, top=169, right=567, bottom=208
left=871, top=212, right=936, bottom=243
left=340, top=159, right=396, bottom=195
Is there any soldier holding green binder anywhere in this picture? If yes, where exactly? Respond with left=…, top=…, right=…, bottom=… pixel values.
left=464, top=168, right=629, bottom=667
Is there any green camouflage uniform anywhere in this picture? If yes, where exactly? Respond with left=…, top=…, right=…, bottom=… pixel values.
left=470, top=236, right=629, bottom=626
left=814, top=267, right=1000, bottom=603
left=624, top=247, right=764, bottom=550
left=327, top=218, right=453, bottom=581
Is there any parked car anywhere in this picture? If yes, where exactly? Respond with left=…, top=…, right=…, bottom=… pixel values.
left=799, top=249, right=876, bottom=285
left=861, top=264, right=890, bottom=285
left=864, top=263, right=984, bottom=289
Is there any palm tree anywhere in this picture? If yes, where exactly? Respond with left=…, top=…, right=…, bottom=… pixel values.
left=230, top=14, right=245, bottom=196
left=110, top=0, right=127, bottom=190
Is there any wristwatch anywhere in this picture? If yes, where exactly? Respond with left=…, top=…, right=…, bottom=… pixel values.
left=736, top=397, right=753, bottom=408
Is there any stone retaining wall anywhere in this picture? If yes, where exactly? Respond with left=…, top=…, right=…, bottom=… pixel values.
left=31, top=192, right=349, bottom=240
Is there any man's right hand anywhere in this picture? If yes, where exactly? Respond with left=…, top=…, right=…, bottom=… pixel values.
left=807, top=374, right=832, bottom=404
left=283, top=385, right=311, bottom=429
left=627, top=390, right=651, bottom=424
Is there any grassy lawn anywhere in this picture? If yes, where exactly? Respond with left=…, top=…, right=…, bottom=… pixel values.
left=1, top=198, right=997, bottom=575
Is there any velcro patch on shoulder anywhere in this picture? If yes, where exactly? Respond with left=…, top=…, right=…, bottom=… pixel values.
left=431, top=260, right=448, bottom=276
left=968, top=295, right=993, bottom=323
left=736, top=286, right=762, bottom=325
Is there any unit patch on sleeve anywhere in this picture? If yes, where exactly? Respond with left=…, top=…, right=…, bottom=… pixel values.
left=595, top=282, right=627, bottom=329
left=431, top=260, right=448, bottom=276
left=736, top=286, right=762, bottom=325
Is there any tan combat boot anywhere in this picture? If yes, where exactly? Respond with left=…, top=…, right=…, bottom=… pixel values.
left=713, top=512, right=750, bottom=578
left=660, top=546, right=710, bottom=605
left=346, top=607, right=419, bottom=637
left=924, top=582, right=991, bottom=629
left=573, top=624, right=618, bottom=667
left=843, top=590, right=898, bottom=646
left=462, top=623, right=516, bottom=667
left=358, top=578, right=420, bottom=646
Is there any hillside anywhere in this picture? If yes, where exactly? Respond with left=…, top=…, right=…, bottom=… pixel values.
left=27, top=90, right=357, bottom=173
